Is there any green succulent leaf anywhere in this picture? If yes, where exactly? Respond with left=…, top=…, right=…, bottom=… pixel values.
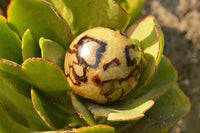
left=85, top=98, right=154, bottom=121
left=71, top=93, right=96, bottom=126
left=7, top=0, right=73, bottom=49
left=31, top=131, right=69, bottom=133
left=39, top=37, right=66, bottom=70
left=107, top=100, right=154, bottom=121
left=44, top=0, right=65, bottom=14
left=133, top=56, right=177, bottom=99
left=130, top=15, right=164, bottom=89
left=31, top=88, right=70, bottom=129
left=0, top=15, right=22, bottom=64
left=31, top=125, right=115, bottom=133
left=76, top=125, right=115, bottom=133
left=0, top=79, right=50, bottom=131
left=0, top=102, right=32, bottom=133
left=22, top=29, right=41, bottom=61
left=94, top=116, right=136, bottom=132
left=85, top=56, right=177, bottom=121
left=125, top=85, right=191, bottom=133
left=136, top=53, right=156, bottom=89
left=115, top=0, right=146, bottom=24
left=130, top=15, right=164, bottom=65
left=61, top=0, right=131, bottom=36
left=0, top=70, right=31, bottom=98
left=0, top=58, right=70, bottom=97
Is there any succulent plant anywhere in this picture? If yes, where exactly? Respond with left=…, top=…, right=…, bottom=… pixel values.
left=0, top=0, right=190, bottom=133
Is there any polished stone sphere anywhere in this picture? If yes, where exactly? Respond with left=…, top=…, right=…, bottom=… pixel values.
left=64, top=27, right=142, bottom=104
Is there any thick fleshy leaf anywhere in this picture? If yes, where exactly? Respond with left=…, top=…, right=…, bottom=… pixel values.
left=0, top=15, right=22, bottom=63
left=71, top=93, right=96, bottom=126
left=85, top=56, right=177, bottom=121
left=39, top=37, right=66, bottom=70
left=130, top=15, right=164, bottom=89
left=115, top=0, right=146, bottom=24
left=31, top=131, right=68, bottom=133
left=61, top=0, right=131, bottom=35
left=76, top=125, right=115, bottom=133
left=136, top=53, right=156, bottom=90
left=0, top=102, right=32, bottom=133
left=94, top=116, right=136, bottom=132
left=85, top=98, right=154, bottom=121
left=7, top=0, right=73, bottom=49
left=133, top=56, right=177, bottom=99
left=31, top=88, right=70, bottom=129
left=0, top=70, right=31, bottom=98
left=44, top=0, right=65, bottom=14
left=0, top=79, right=50, bottom=130
left=130, top=15, right=164, bottom=65
left=22, top=29, right=41, bottom=61
left=125, top=85, right=191, bottom=133
left=0, top=58, right=70, bottom=96
left=31, top=125, right=115, bottom=133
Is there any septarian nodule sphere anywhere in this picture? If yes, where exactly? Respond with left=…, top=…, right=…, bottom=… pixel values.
left=65, top=27, right=142, bottom=104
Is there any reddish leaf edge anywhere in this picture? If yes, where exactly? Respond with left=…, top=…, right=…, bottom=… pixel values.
left=31, top=88, right=54, bottom=129
left=0, top=57, right=67, bottom=79
left=131, top=15, right=164, bottom=66
left=153, top=55, right=178, bottom=101
left=40, top=0, right=73, bottom=39
left=76, top=124, right=115, bottom=133
left=130, top=15, right=165, bottom=95
left=107, top=100, right=154, bottom=121
left=6, top=0, right=74, bottom=49
left=111, top=0, right=131, bottom=31
left=71, top=93, right=96, bottom=126
left=165, top=85, right=191, bottom=132
left=0, top=80, right=33, bottom=131
left=5, top=0, right=12, bottom=21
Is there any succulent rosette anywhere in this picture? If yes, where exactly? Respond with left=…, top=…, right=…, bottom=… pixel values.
left=0, top=0, right=190, bottom=133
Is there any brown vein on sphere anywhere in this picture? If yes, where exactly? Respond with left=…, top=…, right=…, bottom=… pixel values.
left=66, top=65, right=81, bottom=86
left=103, top=58, right=121, bottom=71
left=71, top=65, right=88, bottom=83
left=91, top=65, right=141, bottom=101
left=68, top=36, right=108, bottom=86
left=67, top=48, right=77, bottom=54
left=75, top=36, right=107, bottom=68
left=92, top=75, right=102, bottom=87
left=125, top=45, right=137, bottom=66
